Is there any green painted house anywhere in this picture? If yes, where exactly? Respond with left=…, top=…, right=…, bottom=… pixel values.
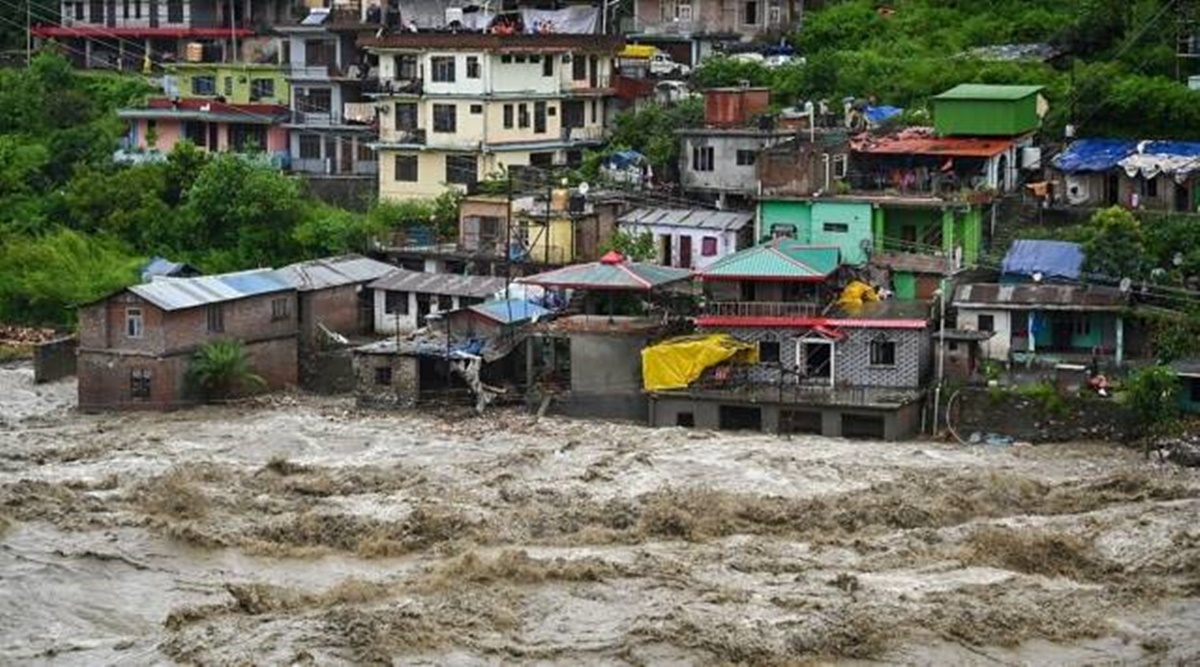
left=932, top=84, right=1043, bottom=137
left=167, top=63, right=291, bottom=106
left=758, top=197, right=984, bottom=269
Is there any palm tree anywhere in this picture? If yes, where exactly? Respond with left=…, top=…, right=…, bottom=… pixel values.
left=187, top=340, right=265, bottom=401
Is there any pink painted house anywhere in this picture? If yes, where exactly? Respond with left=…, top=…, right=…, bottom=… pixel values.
left=118, top=98, right=290, bottom=162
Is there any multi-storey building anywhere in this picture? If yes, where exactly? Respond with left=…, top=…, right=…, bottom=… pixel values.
left=277, top=9, right=379, bottom=181
left=32, top=0, right=291, bottom=70
left=361, top=33, right=623, bottom=201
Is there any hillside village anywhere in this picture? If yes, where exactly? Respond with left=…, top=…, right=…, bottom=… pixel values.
left=7, top=0, right=1199, bottom=449
left=4, top=1, right=1200, bottom=663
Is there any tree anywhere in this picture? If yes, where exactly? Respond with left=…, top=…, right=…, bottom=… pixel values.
left=187, top=340, right=266, bottom=401
left=293, top=204, right=386, bottom=256
left=1082, top=206, right=1145, bottom=281
left=601, top=230, right=656, bottom=262
left=1124, top=364, right=1180, bottom=453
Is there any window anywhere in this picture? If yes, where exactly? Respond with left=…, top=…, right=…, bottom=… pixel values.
left=701, top=236, right=718, bottom=256
left=166, top=0, right=183, bottom=22
left=122, top=0, right=129, bottom=19
left=374, top=365, right=393, bottom=386
left=1073, top=315, right=1091, bottom=336
left=534, top=101, right=547, bottom=134
left=542, top=56, right=554, bottom=77
left=222, top=76, right=233, bottom=97
left=736, top=149, right=757, bottom=166
left=394, top=102, right=418, bottom=130
left=692, top=146, right=715, bottom=172
left=191, top=75, right=216, bottom=96
left=743, top=0, right=759, bottom=25
left=130, top=369, right=151, bottom=399
left=271, top=298, right=290, bottom=321
left=591, top=99, right=598, bottom=123
left=74, top=2, right=84, bottom=20
left=183, top=121, right=206, bottom=146
left=769, top=5, right=781, bottom=24
left=207, top=305, right=224, bottom=333
left=823, top=222, right=849, bottom=233
left=394, top=155, right=418, bottom=182
left=833, top=153, right=848, bottom=179
left=305, top=39, right=335, bottom=67
left=529, top=55, right=541, bottom=63
left=676, top=412, right=695, bottom=427
left=298, top=134, right=322, bottom=160
left=431, top=56, right=456, bottom=83
left=135, top=0, right=141, bottom=18
left=466, top=56, right=480, bottom=79
left=469, top=104, right=483, bottom=115
left=395, top=54, right=418, bottom=79
left=446, top=155, right=478, bottom=186
left=677, top=0, right=693, bottom=20
left=503, top=104, right=514, bottom=129
left=297, top=87, right=332, bottom=114
left=530, top=152, right=554, bottom=168
left=437, top=294, right=454, bottom=311
left=432, top=104, right=457, bottom=133
left=385, top=291, right=409, bottom=314
left=572, top=54, right=587, bottom=80
left=229, top=124, right=266, bottom=151
left=125, top=307, right=143, bottom=338
left=357, top=141, right=373, bottom=162
left=759, top=340, right=781, bottom=364
left=518, top=103, right=530, bottom=129
left=250, top=78, right=275, bottom=101
left=1145, top=176, right=1159, bottom=198
left=870, top=339, right=896, bottom=366
left=501, top=55, right=512, bottom=64
left=514, top=55, right=526, bottom=64
left=547, top=105, right=557, bottom=116
left=977, top=314, right=994, bottom=332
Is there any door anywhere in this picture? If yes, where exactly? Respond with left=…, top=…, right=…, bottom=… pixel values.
left=207, top=122, right=218, bottom=150
left=534, top=101, right=547, bottom=135
left=1051, top=314, right=1073, bottom=350
left=325, top=136, right=338, bottom=174
left=660, top=234, right=672, bottom=266
left=719, top=405, right=762, bottom=431
left=340, top=141, right=353, bottom=174
left=589, top=56, right=598, bottom=87
left=416, top=294, right=432, bottom=327
left=106, top=0, right=116, bottom=26
left=1176, top=183, right=1190, bottom=212
left=1106, top=172, right=1120, bottom=206
left=149, top=0, right=158, bottom=27
left=678, top=235, right=693, bottom=268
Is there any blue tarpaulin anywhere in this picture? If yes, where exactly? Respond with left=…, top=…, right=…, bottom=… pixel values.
left=1051, top=139, right=1139, bottom=173
left=1001, top=239, right=1084, bottom=281
left=469, top=298, right=552, bottom=325
left=603, top=149, right=645, bottom=170
left=865, top=106, right=903, bottom=125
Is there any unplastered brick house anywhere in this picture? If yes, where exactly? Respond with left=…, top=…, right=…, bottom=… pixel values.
left=77, top=269, right=298, bottom=411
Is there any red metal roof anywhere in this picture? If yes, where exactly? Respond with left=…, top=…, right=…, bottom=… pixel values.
left=144, top=97, right=288, bottom=115
left=852, top=128, right=1013, bottom=158
left=32, top=26, right=254, bottom=38
left=696, top=316, right=928, bottom=329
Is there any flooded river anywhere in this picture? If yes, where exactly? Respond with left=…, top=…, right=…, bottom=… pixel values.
left=2, top=364, right=1198, bottom=664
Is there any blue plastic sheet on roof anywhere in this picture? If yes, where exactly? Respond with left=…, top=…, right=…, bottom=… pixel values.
left=865, top=106, right=903, bottom=125
left=1051, top=139, right=1139, bottom=173
left=471, top=298, right=552, bottom=325
left=604, top=149, right=645, bottom=170
left=1001, top=239, right=1084, bottom=281
left=1140, top=140, right=1200, bottom=157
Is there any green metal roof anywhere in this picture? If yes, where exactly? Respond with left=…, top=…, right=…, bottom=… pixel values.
left=933, top=84, right=1044, bottom=101
left=701, top=241, right=841, bottom=281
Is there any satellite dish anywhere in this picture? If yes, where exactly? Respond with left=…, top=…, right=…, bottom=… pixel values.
left=1032, top=271, right=1044, bottom=283
left=578, top=181, right=590, bottom=196
left=1119, top=277, right=1132, bottom=293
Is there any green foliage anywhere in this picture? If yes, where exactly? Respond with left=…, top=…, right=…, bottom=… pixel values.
left=1146, top=311, right=1200, bottom=364
left=0, top=229, right=142, bottom=326
left=187, top=340, right=266, bottom=401
left=609, top=98, right=703, bottom=179
left=601, top=230, right=656, bottom=262
left=1081, top=207, right=1145, bottom=280
left=1016, top=381, right=1069, bottom=417
left=1124, top=364, right=1180, bottom=438
left=294, top=204, right=387, bottom=257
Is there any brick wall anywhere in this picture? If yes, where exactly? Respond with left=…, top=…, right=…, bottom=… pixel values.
left=299, top=284, right=369, bottom=347
left=703, top=325, right=930, bottom=389
left=34, top=336, right=77, bottom=383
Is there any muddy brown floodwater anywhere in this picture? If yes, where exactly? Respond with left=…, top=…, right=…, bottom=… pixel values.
left=2, top=363, right=1200, bottom=665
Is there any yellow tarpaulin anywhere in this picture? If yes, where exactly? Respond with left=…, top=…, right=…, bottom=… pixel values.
left=837, top=280, right=880, bottom=308
left=619, top=45, right=658, bottom=59
left=641, top=334, right=759, bottom=391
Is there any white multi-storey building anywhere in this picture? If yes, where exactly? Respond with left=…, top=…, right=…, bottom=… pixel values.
left=362, top=33, right=622, bottom=201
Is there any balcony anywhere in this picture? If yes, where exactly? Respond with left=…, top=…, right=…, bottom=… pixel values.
left=561, top=126, right=604, bottom=143
left=290, top=106, right=377, bottom=128
left=565, top=75, right=612, bottom=93
left=700, top=301, right=824, bottom=319
left=384, top=129, right=427, bottom=146
left=364, top=78, right=423, bottom=96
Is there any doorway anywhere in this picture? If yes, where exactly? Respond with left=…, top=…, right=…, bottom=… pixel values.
left=660, top=234, right=672, bottom=266
left=416, top=294, right=432, bottom=327
left=679, top=235, right=693, bottom=268
left=719, top=405, right=762, bottom=431
left=1106, top=172, right=1120, bottom=206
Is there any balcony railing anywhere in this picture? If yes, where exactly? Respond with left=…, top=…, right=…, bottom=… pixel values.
left=364, top=78, right=424, bottom=96
left=561, top=126, right=604, bottom=143
left=384, top=128, right=427, bottom=145
left=290, top=107, right=377, bottom=127
left=566, top=75, right=612, bottom=91
left=700, top=301, right=824, bottom=319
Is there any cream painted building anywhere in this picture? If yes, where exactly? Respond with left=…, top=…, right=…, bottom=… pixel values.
left=362, top=33, right=621, bottom=200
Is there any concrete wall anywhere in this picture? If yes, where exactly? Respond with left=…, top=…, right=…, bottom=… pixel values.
left=679, top=132, right=783, bottom=195
left=648, top=396, right=923, bottom=441
left=617, top=221, right=742, bottom=271
left=547, top=332, right=649, bottom=421
left=956, top=308, right=1013, bottom=361
left=955, top=387, right=1128, bottom=443
left=373, top=289, right=471, bottom=334
left=34, top=336, right=77, bottom=383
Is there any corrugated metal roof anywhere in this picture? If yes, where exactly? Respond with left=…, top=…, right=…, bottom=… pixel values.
left=518, top=257, right=691, bottom=291
left=852, top=127, right=1014, bottom=157
left=274, top=255, right=396, bottom=291
left=933, top=84, right=1044, bottom=101
left=618, top=207, right=754, bottom=232
left=469, top=298, right=552, bottom=324
left=369, top=269, right=507, bottom=298
left=701, top=241, right=841, bottom=281
left=953, top=283, right=1128, bottom=310
left=130, top=269, right=292, bottom=311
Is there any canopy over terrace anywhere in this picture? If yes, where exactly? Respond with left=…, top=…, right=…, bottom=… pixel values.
left=517, top=252, right=692, bottom=292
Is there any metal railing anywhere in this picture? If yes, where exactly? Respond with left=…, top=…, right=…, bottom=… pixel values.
left=561, top=126, right=605, bottom=143
left=566, top=75, right=613, bottom=90
left=700, top=301, right=823, bottom=318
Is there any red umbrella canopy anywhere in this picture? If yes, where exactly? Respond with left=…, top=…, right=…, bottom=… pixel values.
left=518, top=255, right=692, bottom=291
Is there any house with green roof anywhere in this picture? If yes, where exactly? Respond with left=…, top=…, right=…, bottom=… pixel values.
left=932, top=84, right=1045, bottom=137
left=647, top=239, right=933, bottom=440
